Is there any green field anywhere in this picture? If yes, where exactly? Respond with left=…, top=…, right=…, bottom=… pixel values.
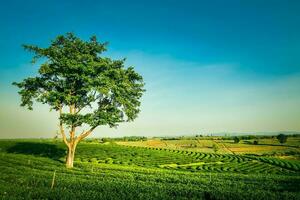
left=0, top=139, right=300, bottom=200
left=117, top=137, right=300, bottom=157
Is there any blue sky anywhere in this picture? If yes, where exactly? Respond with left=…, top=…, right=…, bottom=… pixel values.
left=0, top=0, right=299, bottom=138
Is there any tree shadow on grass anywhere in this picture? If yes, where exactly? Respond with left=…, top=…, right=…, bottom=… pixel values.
left=6, top=142, right=65, bottom=162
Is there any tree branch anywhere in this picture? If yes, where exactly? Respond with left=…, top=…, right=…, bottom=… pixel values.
left=75, top=91, right=98, bottom=114
left=76, top=126, right=97, bottom=143
left=59, top=106, right=69, bottom=147
left=69, top=104, right=76, bottom=143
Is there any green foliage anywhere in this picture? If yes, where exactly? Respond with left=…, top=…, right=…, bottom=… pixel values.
left=212, top=144, right=219, bottom=153
left=101, top=138, right=112, bottom=143
left=277, top=134, right=288, bottom=144
left=13, top=33, right=145, bottom=129
left=253, top=140, right=259, bottom=145
left=161, top=137, right=180, bottom=140
left=103, top=136, right=148, bottom=142
left=2, top=140, right=299, bottom=174
left=238, top=135, right=257, bottom=140
left=122, top=136, right=147, bottom=141
left=233, top=137, right=240, bottom=143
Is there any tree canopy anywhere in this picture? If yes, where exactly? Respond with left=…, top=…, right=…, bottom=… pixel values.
left=13, top=33, right=145, bottom=167
left=233, top=136, right=240, bottom=143
left=277, top=134, right=287, bottom=144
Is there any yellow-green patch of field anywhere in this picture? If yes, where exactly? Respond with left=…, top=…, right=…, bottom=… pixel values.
left=226, top=145, right=287, bottom=154
left=250, top=138, right=300, bottom=147
left=220, top=139, right=300, bottom=155
left=117, top=139, right=227, bottom=153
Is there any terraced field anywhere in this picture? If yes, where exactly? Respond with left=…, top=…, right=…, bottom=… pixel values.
left=0, top=140, right=300, bottom=199
left=75, top=144, right=300, bottom=174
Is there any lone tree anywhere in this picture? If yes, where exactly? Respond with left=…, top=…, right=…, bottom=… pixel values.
left=277, top=134, right=288, bottom=144
left=233, top=136, right=240, bottom=143
left=13, top=33, right=145, bottom=168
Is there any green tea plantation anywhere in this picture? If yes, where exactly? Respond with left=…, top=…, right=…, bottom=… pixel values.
left=0, top=140, right=299, bottom=200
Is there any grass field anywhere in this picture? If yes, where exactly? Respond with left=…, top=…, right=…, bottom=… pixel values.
left=0, top=139, right=300, bottom=199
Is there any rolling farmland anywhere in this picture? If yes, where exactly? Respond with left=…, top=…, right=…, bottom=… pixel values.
left=0, top=139, right=300, bottom=199
left=117, top=137, right=300, bottom=156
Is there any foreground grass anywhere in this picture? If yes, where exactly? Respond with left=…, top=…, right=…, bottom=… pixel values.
left=0, top=140, right=300, bottom=200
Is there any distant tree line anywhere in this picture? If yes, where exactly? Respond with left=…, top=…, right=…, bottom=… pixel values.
left=102, top=136, right=148, bottom=142
left=83, top=133, right=297, bottom=144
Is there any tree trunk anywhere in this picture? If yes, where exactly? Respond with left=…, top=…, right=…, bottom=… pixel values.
left=66, top=143, right=77, bottom=168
